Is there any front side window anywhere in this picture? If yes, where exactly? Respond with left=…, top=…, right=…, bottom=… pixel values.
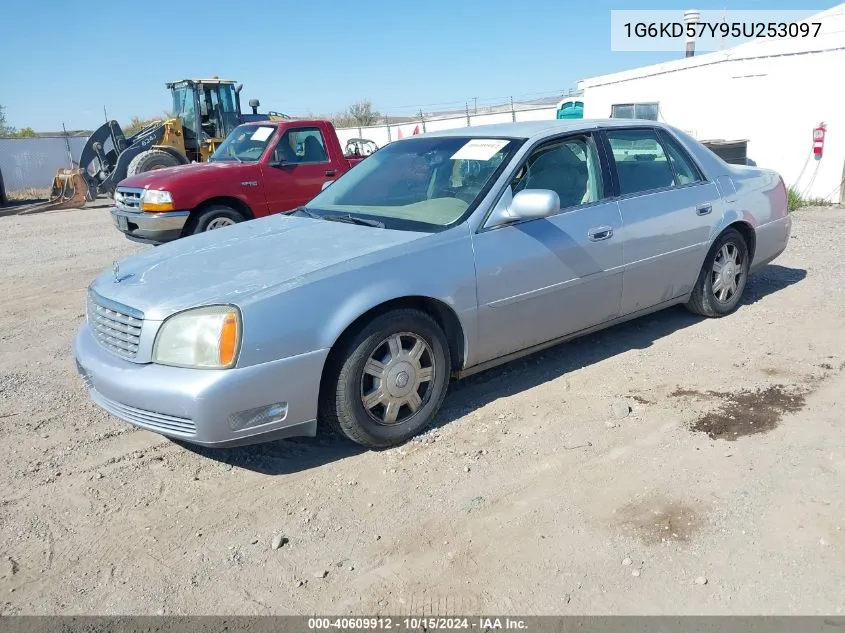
left=275, top=127, right=329, bottom=163
left=606, top=128, right=677, bottom=195
left=210, top=124, right=277, bottom=162
left=305, top=136, right=522, bottom=230
left=510, top=135, right=604, bottom=210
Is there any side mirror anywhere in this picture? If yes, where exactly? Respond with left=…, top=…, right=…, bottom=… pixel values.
left=486, top=188, right=560, bottom=228
left=509, top=189, right=560, bottom=220
left=321, top=180, right=334, bottom=191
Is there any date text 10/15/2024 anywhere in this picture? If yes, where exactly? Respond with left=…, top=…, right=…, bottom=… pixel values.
left=307, top=617, right=528, bottom=630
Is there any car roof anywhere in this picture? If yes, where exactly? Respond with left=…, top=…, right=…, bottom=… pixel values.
left=419, top=118, right=674, bottom=141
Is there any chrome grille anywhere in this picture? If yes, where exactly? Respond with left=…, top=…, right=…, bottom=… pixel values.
left=87, top=291, right=144, bottom=359
left=90, top=389, right=196, bottom=436
left=114, top=187, right=144, bottom=210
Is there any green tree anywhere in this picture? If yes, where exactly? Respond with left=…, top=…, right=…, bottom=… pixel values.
left=14, top=127, right=36, bottom=138
left=0, top=104, right=17, bottom=136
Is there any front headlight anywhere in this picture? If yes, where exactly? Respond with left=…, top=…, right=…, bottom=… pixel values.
left=152, top=306, right=241, bottom=369
left=140, top=189, right=174, bottom=212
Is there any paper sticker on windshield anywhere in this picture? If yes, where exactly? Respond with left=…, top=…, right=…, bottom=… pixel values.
left=450, top=139, right=509, bottom=161
left=250, top=127, right=274, bottom=142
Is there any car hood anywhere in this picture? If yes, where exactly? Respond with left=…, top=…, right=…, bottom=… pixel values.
left=117, top=161, right=251, bottom=190
left=91, top=215, right=429, bottom=320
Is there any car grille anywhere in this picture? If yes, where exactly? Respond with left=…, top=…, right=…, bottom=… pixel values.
left=114, top=187, right=144, bottom=210
left=90, top=388, right=196, bottom=436
left=87, top=291, right=144, bottom=359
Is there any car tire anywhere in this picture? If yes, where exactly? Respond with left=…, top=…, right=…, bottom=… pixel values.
left=320, top=309, right=451, bottom=449
left=186, top=205, right=247, bottom=235
left=126, top=149, right=182, bottom=176
left=686, top=228, right=750, bottom=318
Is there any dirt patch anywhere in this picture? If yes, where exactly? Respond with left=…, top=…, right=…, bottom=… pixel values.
left=689, top=385, right=808, bottom=441
left=627, top=394, right=653, bottom=405
left=615, top=496, right=702, bottom=545
left=669, top=387, right=716, bottom=398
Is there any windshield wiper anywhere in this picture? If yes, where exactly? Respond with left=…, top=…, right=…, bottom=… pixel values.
left=322, top=214, right=384, bottom=228
left=292, top=206, right=320, bottom=219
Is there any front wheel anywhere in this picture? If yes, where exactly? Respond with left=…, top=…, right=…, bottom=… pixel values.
left=686, top=228, right=750, bottom=317
left=320, top=309, right=451, bottom=448
left=185, top=204, right=247, bottom=235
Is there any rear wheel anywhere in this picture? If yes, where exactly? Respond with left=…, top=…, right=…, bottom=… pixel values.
left=126, top=149, right=182, bottom=177
left=185, top=204, right=247, bottom=235
left=686, top=228, right=750, bottom=317
left=319, top=309, right=451, bottom=448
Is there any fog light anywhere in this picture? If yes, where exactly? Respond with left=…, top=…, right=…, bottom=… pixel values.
left=228, top=402, right=288, bottom=431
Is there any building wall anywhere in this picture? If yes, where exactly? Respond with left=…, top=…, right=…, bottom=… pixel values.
left=334, top=106, right=559, bottom=150
left=581, top=48, right=845, bottom=202
left=0, top=137, right=87, bottom=191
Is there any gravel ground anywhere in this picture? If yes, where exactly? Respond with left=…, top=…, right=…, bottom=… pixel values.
left=0, top=206, right=844, bottom=615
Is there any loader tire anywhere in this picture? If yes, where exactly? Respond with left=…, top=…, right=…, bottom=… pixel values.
left=127, top=150, right=182, bottom=177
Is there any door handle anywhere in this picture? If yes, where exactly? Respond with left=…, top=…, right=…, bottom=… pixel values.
left=588, top=226, right=614, bottom=242
left=325, top=169, right=336, bottom=177
left=696, top=203, right=712, bottom=216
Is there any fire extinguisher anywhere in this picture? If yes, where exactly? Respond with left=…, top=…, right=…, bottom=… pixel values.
left=813, top=123, right=826, bottom=157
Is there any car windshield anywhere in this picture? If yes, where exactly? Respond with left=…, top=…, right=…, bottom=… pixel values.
left=210, top=124, right=277, bottom=163
left=305, top=136, right=521, bottom=230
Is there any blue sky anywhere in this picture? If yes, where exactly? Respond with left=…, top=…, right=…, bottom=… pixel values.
left=1, top=0, right=834, bottom=131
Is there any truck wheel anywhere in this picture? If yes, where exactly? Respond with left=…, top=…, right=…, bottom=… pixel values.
left=127, top=149, right=182, bottom=176
left=319, top=309, right=450, bottom=449
left=186, top=205, right=247, bottom=235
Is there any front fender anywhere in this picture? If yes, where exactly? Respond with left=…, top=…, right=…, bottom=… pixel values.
left=235, top=227, right=479, bottom=369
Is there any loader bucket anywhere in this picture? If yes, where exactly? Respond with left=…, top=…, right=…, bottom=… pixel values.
left=14, top=169, right=90, bottom=216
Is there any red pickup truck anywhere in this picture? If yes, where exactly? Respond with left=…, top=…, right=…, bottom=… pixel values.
left=110, top=119, right=366, bottom=244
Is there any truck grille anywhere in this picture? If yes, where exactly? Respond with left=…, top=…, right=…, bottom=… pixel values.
left=87, top=291, right=144, bottom=359
left=114, top=187, right=144, bottom=210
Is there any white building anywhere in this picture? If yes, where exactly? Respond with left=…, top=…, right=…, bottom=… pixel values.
left=578, top=4, right=845, bottom=202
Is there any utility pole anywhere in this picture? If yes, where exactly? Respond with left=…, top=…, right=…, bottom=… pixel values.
left=465, top=102, right=471, bottom=127
left=419, top=109, right=426, bottom=133
left=473, top=97, right=478, bottom=115
left=510, top=96, right=516, bottom=122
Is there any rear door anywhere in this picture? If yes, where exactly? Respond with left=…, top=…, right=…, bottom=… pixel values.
left=262, top=126, right=337, bottom=213
left=601, top=127, right=722, bottom=315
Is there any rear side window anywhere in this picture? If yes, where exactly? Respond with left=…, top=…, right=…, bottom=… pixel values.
left=606, top=129, right=676, bottom=195
left=659, top=132, right=704, bottom=186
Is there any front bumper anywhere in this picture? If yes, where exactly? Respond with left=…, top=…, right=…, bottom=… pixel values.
left=74, top=323, right=328, bottom=447
left=111, top=207, right=190, bottom=244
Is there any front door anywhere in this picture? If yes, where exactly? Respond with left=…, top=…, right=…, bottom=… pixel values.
left=472, top=132, right=624, bottom=364
left=602, top=127, right=723, bottom=314
left=263, top=126, right=335, bottom=214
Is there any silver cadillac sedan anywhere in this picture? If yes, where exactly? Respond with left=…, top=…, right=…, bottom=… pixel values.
left=74, top=120, right=792, bottom=449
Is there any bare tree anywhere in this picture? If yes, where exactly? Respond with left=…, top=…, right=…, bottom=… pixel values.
left=346, top=99, right=381, bottom=127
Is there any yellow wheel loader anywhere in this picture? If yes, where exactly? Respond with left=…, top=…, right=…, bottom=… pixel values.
left=48, top=78, right=286, bottom=208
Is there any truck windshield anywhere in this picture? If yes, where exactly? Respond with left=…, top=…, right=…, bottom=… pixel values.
left=210, top=124, right=277, bottom=162
left=171, top=85, right=196, bottom=130
left=306, top=136, right=521, bottom=230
